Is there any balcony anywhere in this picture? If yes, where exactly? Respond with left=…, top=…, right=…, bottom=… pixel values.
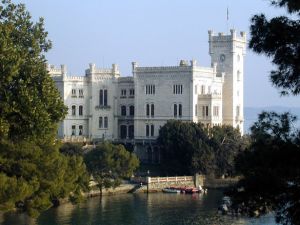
left=198, top=93, right=222, bottom=100
left=95, top=105, right=111, bottom=110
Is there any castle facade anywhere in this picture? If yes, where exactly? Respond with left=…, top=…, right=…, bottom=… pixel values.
left=50, top=30, right=246, bottom=162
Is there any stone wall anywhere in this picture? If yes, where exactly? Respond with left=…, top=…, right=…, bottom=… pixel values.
left=202, top=176, right=239, bottom=189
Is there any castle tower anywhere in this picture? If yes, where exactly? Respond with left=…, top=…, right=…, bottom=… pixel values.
left=208, top=29, right=246, bottom=134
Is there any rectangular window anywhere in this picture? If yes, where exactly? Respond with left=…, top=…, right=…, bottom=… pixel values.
left=104, top=89, right=108, bottom=106
left=195, top=104, right=197, bottom=116
left=201, top=85, right=205, bottom=94
left=121, top=89, right=127, bottom=98
left=129, top=89, right=135, bottom=97
left=213, top=106, right=219, bottom=117
left=173, top=84, right=183, bottom=94
left=100, top=90, right=103, bottom=106
left=72, top=105, right=76, bottom=116
left=206, top=106, right=209, bottom=117
left=104, top=116, right=108, bottom=128
left=151, top=125, right=154, bottom=136
left=71, top=89, right=77, bottom=98
left=236, top=106, right=240, bottom=117
left=174, top=104, right=177, bottom=117
left=202, top=106, right=205, bottom=118
left=146, top=125, right=150, bottom=137
left=100, top=89, right=108, bottom=106
left=145, top=85, right=155, bottom=95
left=79, top=89, right=84, bottom=98
left=99, top=117, right=103, bottom=128
left=71, top=125, right=76, bottom=136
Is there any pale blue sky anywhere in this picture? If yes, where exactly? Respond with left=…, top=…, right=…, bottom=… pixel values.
left=16, top=0, right=300, bottom=107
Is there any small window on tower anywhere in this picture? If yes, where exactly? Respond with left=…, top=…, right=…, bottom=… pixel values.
left=237, top=71, right=241, bottom=81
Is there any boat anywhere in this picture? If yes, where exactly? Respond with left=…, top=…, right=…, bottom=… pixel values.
left=162, top=187, right=181, bottom=193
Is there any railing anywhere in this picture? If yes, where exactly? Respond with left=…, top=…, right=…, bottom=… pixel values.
left=148, top=176, right=193, bottom=184
left=95, top=105, right=111, bottom=110
left=62, top=136, right=90, bottom=143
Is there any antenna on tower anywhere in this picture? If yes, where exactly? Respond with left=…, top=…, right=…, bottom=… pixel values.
left=226, top=6, right=229, bottom=34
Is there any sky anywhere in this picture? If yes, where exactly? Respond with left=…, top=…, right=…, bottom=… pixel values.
left=15, top=0, right=300, bottom=108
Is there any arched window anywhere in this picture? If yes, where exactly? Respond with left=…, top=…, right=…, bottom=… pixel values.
left=72, top=105, right=76, bottom=116
left=120, top=125, right=127, bottom=139
left=146, top=124, right=150, bottom=136
left=79, top=125, right=83, bottom=135
left=151, top=104, right=154, bottom=117
left=121, top=105, right=126, bottom=116
left=129, top=125, right=134, bottom=139
left=129, top=105, right=134, bottom=116
left=174, top=104, right=177, bottom=117
left=99, top=90, right=103, bottom=106
left=146, top=104, right=150, bottom=117
left=71, top=125, right=76, bottom=136
left=79, top=105, right=83, bottom=116
left=104, top=116, right=108, bottom=128
left=179, top=104, right=182, bottom=117
left=151, top=124, right=154, bottom=136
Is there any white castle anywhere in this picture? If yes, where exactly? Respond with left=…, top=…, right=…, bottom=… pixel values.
left=50, top=29, right=246, bottom=163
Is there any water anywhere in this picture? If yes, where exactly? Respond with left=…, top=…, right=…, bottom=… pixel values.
left=0, top=190, right=275, bottom=225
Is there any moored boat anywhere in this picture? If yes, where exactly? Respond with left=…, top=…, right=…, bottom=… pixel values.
left=162, top=187, right=181, bottom=193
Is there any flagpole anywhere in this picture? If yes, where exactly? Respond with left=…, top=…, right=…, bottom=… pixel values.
left=226, top=7, right=229, bottom=34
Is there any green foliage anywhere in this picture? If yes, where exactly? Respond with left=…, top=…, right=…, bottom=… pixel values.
left=0, top=1, right=88, bottom=217
left=0, top=0, right=67, bottom=140
left=232, top=112, right=300, bottom=225
left=157, top=120, right=213, bottom=175
left=210, top=126, right=250, bottom=177
left=59, top=142, right=84, bottom=156
left=157, top=120, right=246, bottom=176
left=0, top=140, right=90, bottom=217
left=249, top=0, right=300, bottom=95
left=84, top=142, right=139, bottom=195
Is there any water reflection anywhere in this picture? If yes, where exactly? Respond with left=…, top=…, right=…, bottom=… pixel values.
left=0, top=190, right=275, bottom=225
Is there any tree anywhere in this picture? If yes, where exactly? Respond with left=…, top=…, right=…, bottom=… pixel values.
left=84, top=142, right=139, bottom=196
left=59, top=142, right=84, bottom=156
left=0, top=0, right=67, bottom=140
left=157, top=120, right=215, bottom=176
left=157, top=120, right=212, bottom=176
left=249, top=0, right=300, bottom=95
left=231, top=112, right=300, bottom=225
left=0, top=1, right=89, bottom=217
left=230, top=1, right=300, bottom=224
left=210, top=125, right=250, bottom=177
left=157, top=121, right=247, bottom=177
left=0, top=140, right=90, bottom=217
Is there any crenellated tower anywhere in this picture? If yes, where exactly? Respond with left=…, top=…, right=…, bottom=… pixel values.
left=208, top=29, right=246, bottom=134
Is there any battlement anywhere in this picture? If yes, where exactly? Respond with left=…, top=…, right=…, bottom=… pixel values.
left=85, top=63, right=120, bottom=77
left=47, top=64, right=67, bottom=76
left=208, top=29, right=246, bottom=42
